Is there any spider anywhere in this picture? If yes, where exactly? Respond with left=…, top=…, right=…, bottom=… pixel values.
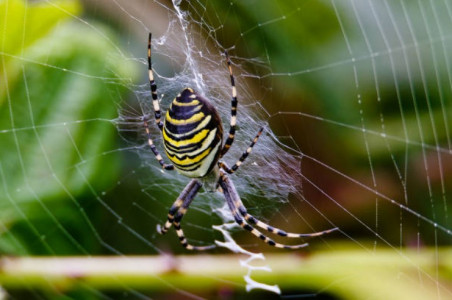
left=145, top=33, right=337, bottom=250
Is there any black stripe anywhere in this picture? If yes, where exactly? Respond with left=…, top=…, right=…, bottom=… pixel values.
left=243, top=224, right=253, bottom=231
left=163, top=122, right=215, bottom=142
left=166, top=147, right=213, bottom=162
left=164, top=120, right=203, bottom=137
left=165, top=142, right=198, bottom=153
left=167, top=134, right=222, bottom=162
left=277, top=230, right=288, bottom=237
left=163, top=130, right=218, bottom=152
left=167, top=144, right=219, bottom=170
left=168, top=103, right=202, bottom=119
left=174, top=162, right=202, bottom=172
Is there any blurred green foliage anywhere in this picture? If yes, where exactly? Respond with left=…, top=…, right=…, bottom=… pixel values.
left=0, top=0, right=136, bottom=255
left=194, top=0, right=452, bottom=245
left=202, top=0, right=452, bottom=155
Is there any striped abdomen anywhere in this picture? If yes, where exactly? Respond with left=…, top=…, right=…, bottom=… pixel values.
left=163, top=88, right=223, bottom=178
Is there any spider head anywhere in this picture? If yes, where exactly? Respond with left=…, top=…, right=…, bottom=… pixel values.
left=178, top=88, right=197, bottom=103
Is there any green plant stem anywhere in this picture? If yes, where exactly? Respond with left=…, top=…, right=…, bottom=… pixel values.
left=0, top=247, right=451, bottom=299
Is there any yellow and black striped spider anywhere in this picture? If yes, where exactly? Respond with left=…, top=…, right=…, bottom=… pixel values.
left=145, top=33, right=337, bottom=250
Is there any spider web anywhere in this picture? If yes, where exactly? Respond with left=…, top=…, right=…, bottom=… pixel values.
left=1, top=0, right=452, bottom=299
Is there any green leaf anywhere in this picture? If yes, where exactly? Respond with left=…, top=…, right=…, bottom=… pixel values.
left=0, top=0, right=81, bottom=55
left=0, top=0, right=137, bottom=254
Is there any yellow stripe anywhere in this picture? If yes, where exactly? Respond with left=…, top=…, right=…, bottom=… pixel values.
left=175, top=142, right=221, bottom=177
left=165, top=143, right=197, bottom=154
left=166, top=115, right=211, bottom=138
left=166, top=111, right=205, bottom=125
left=165, top=128, right=217, bottom=158
left=173, top=99, right=200, bottom=106
left=166, top=147, right=211, bottom=166
left=163, top=128, right=210, bottom=147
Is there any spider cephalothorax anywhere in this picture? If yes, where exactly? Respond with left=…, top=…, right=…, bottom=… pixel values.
left=144, top=33, right=337, bottom=250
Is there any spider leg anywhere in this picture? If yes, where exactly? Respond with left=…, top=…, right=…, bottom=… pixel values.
left=219, top=127, right=264, bottom=174
left=218, top=128, right=338, bottom=236
left=157, top=179, right=199, bottom=234
left=243, top=211, right=338, bottom=238
left=157, top=179, right=215, bottom=251
left=219, top=171, right=308, bottom=249
left=174, top=210, right=216, bottom=251
left=143, top=120, right=174, bottom=170
left=146, top=33, right=173, bottom=170
left=231, top=192, right=338, bottom=238
left=148, top=33, right=164, bottom=130
left=220, top=51, right=238, bottom=158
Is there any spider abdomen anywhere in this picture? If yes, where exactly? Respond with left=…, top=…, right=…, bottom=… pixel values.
left=163, top=88, right=223, bottom=178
